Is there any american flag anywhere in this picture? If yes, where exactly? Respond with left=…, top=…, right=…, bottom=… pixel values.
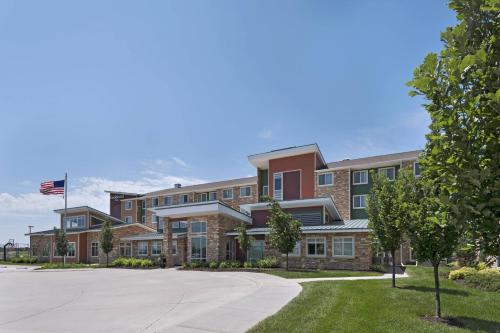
left=40, top=180, right=65, bottom=195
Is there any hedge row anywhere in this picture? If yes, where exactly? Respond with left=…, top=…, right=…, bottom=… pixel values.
left=449, top=266, right=500, bottom=292
left=8, top=257, right=38, bottom=264
left=184, top=257, right=280, bottom=269
left=111, top=257, right=153, bottom=268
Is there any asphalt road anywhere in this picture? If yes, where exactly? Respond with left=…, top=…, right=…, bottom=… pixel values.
left=0, top=267, right=301, bottom=333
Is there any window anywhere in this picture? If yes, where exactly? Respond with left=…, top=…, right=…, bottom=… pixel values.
left=223, top=188, right=233, bottom=200
left=209, top=191, right=217, bottom=201
left=152, top=214, right=159, bottom=226
left=141, top=216, right=146, bottom=224
left=262, top=185, right=269, bottom=196
left=197, top=192, right=208, bottom=202
left=67, top=242, right=76, bottom=257
left=125, top=216, right=132, bottom=223
left=353, top=195, right=367, bottom=209
left=164, top=196, right=172, bottom=206
left=226, top=239, right=235, bottom=260
left=180, top=194, right=189, bottom=204
left=125, top=201, right=132, bottom=210
left=288, top=241, right=301, bottom=257
left=191, top=221, right=207, bottom=233
left=172, top=221, right=188, bottom=230
left=158, top=219, right=164, bottom=232
left=273, top=172, right=283, bottom=201
left=307, top=238, right=325, bottom=257
left=318, top=173, right=333, bottom=186
left=248, top=240, right=265, bottom=261
left=141, top=200, right=146, bottom=209
left=414, top=162, right=421, bottom=177
left=353, top=170, right=368, bottom=185
left=65, top=215, right=85, bottom=229
left=172, top=240, right=177, bottom=255
left=379, top=167, right=395, bottom=181
left=151, top=241, right=162, bottom=255
left=240, top=186, right=252, bottom=198
left=152, top=197, right=159, bottom=207
left=91, top=242, right=99, bottom=257
left=333, top=237, right=354, bottom=257
left=138, top=242, right=148, bottom=256
left=119, top=242, right=131, bottom=257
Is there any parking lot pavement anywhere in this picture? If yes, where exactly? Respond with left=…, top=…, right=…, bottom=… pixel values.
left=0, top=268, right=301, bottom=333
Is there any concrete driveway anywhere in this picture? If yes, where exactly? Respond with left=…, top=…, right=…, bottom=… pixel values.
left=0, top=267, right=301, bottom=333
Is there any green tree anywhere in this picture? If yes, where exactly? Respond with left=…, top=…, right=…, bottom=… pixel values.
left=235, top=223, right=254, bottom=262
left=367, top=172, right=403, bottom=287
left=100, top=220, right=114, bottom=267
left=405, top=179, right=460, bottom=318
left=408, top=0, right=500, bottom=257
left=266, top=199, right=302, bottom=271
left=54, top=227, right=68, bottom=267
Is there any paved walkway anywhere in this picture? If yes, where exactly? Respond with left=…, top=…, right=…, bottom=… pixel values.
left=0, top=268, right=301, bottom=333
left=291, top=272, right=409, bottom=283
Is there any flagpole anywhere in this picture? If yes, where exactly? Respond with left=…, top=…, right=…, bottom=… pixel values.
left=64, top=172, right=67, bottom=266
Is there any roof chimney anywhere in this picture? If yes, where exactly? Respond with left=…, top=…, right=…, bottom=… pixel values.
left=174, top=183, right=182, bottom=188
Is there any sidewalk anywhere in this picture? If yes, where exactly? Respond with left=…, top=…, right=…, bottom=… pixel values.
left=292, top=272, right=409, bottom=283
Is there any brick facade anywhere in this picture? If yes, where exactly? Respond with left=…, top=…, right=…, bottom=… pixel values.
left=315, top=169, right=351, bottom=220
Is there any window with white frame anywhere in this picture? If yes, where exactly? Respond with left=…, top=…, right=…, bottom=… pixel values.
left=307, top=238, right=325, bottom=256
left=172, top=221, right=188, bottom=230
left=222, top=188, right=233, bottom=200
left=248, top=240, right=265, bottom=261
left=191, top=221, right=207, bottom=261
left=65, top=215, right=85, bottom=229
left=152, top=214, right=159, bottom=227
left=318, top=173, right=333, bottom=186
left=119, top=242, right=131, bottom=257
left=151, top=241, right=162, bottom=255
left=67, top=242, right=76, bottom=257
left=164, top=196, right=172, bottom=206
left=262, top=185, right=269, bottom=196
left=180, top=194, right=189, bottom=204
left=141, top=200, right=146, bottom=209
left=414, top=162, right=421, bottom=177
left=125, top=200, right=132, bottom=210
left=125, top=216, right=132, bottom=223
left=353, top=170, right=368, bottom=185
left=379, top=167, right=395, bottom=181
left=91, top=242, right=99, bottom=257
left=226, top=239, right=236, bottom=260
left=209, top=191, right=217, bottom=201
left=158, top=219, right=164, bottom=232
left=273, top=172, right=283, bottom=200
left=152, top=197, right=159, bottom=207
left=333, top=237, right=354, bottom=257
left=288, top=241, right=301, bottom=256
left=197, top=192, right=208, bottom=202
left=138, top=242, right=148, bottom=256
left=353, top=195, right=367, bottom=209
left=240, top=186, right=252, bottom=198
left=171, top=240, right=177, bottom=255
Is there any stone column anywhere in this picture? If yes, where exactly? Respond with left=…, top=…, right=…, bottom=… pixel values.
left=164, top=217, right=174, bottom=267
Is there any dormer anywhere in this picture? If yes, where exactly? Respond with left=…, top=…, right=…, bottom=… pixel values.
left=248, top=143, right=327, bottom=201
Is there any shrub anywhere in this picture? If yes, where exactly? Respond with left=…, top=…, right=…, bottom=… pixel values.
left=230, top=260, right=242, bottom=268
left=181, top=262, right=188, bottom=269
left=446, top=261, right=460, bottom=268
left=111, top=257, right=153, bottom=268
left=464, top=268, right=500, bottom=292
left=476, top=262, right=488, bottom=271
left=256, top=257, right=279, bottom=269
left=208, top=261, right=219, bottom=269
left=191, top=261, right=201, bottom=269
left=370, top=264, right=386, bottom=273
left=243, top=261, right=254, bottom=268
left=9, top=257, right=38, bottom=264
left=218, top=261, right=231, bottom=269
left=448, top=267, right=478, bottom=280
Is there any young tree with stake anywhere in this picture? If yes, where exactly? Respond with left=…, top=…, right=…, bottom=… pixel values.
left=54, top=227, right=68, bottom=267
left=100, top=220, right=114, bottom=267
left=266, top=198, right=302, bottom=271
left=235, top=223, right=254, bottom=262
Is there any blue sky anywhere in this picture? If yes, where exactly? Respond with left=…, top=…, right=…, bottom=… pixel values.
left=0, top=1, right=456, bottom=243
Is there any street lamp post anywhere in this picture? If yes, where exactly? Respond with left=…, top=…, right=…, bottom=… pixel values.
left=28, top=226, right=34, bottom=258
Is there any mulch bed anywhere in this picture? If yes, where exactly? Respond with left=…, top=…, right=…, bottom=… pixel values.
left=421, top=315, right=464, bottom=328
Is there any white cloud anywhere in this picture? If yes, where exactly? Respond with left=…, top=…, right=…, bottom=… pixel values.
left=0, top=171, right=207, bottom=244
left=172, top=157, right=188, bottom=167
left=258, top=129, right=273, bottom=139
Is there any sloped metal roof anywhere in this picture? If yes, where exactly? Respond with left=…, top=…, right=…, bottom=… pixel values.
left=326, top=150, right=421, bottom=170
left=121, top=232, right=164, bottom=241
left=226, top=219, right=369, bottom=235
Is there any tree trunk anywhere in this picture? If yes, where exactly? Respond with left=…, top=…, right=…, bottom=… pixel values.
left=63, top=255, right=65, bottom=267
left=106, top=253, right=109, bottom=267
left=391, top=248, right=396, bottom=288
left=286, top=253, right=289, bottom=271
left=433, top=262, right=442, bottom=318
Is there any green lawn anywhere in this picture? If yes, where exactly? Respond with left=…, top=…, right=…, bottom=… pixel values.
left=264, top=269, right=382, bottom=279
left=249, top=266, right=500, bottom=333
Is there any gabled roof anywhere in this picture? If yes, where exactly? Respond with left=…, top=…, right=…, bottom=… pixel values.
left=226, top=219, right=369, bottom=235
left=324, top=150, right=422, bottom=170
left=53, top=206, right=125, bottom=225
